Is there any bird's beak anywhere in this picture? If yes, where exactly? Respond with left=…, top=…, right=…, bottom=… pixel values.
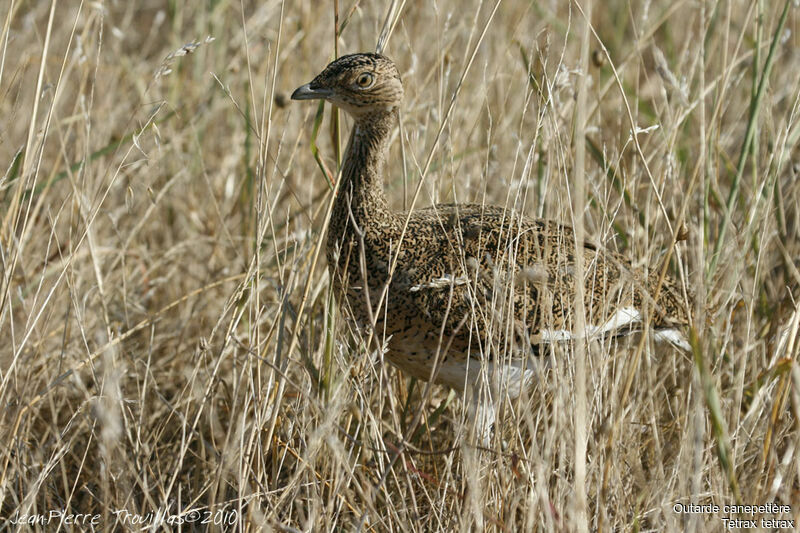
left=291, top=83, right=333, bottom=101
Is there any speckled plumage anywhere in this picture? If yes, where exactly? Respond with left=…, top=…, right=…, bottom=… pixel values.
left=293, top=53, right=690, bottom=398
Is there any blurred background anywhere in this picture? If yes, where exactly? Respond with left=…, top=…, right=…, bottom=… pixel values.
left=1, top=1, right=798, bottom=530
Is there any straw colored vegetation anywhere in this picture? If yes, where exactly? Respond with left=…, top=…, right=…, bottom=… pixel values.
left=1, top=1, right=798, bottom=531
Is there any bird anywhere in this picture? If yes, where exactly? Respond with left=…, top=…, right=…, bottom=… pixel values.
left=292, top=52, right=691, bottom=441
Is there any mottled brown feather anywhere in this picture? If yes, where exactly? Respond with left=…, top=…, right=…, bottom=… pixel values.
left=293, top=53, right=690, bottom=394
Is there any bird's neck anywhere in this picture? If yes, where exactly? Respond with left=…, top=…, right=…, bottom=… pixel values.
left=335, top=109, right=396, bottom=223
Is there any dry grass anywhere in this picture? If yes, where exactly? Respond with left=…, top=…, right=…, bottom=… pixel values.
left=1, top=0, right=799, bottom=531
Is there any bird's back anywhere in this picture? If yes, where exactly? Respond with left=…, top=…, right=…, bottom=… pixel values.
left=328, top=202, right=690, bottom=392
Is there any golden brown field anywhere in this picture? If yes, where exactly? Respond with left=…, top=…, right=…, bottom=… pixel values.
left=1, top=0, right=799, bottom=530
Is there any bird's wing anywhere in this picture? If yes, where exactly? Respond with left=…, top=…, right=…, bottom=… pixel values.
left=406, top=205, right=688, bottom=356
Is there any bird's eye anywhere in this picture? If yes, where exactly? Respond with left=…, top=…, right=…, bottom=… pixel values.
left=355, top=73, right=374, bottom=88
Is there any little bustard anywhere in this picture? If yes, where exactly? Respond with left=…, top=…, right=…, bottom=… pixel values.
left=292, top=53, right=690, bottom=439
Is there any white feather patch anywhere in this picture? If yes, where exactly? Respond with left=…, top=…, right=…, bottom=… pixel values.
left=653, top=328, right=691, bottom=351
left=541, top=307, right=642, bottom=342
left=593, top=306, right=642, bottom=336
left=539, top=307, right=689, bottom=351
left=410, top=274, right=468, bottom=292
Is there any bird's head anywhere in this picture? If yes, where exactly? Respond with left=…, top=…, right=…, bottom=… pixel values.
left=291, top=53, right=403, bottom=118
